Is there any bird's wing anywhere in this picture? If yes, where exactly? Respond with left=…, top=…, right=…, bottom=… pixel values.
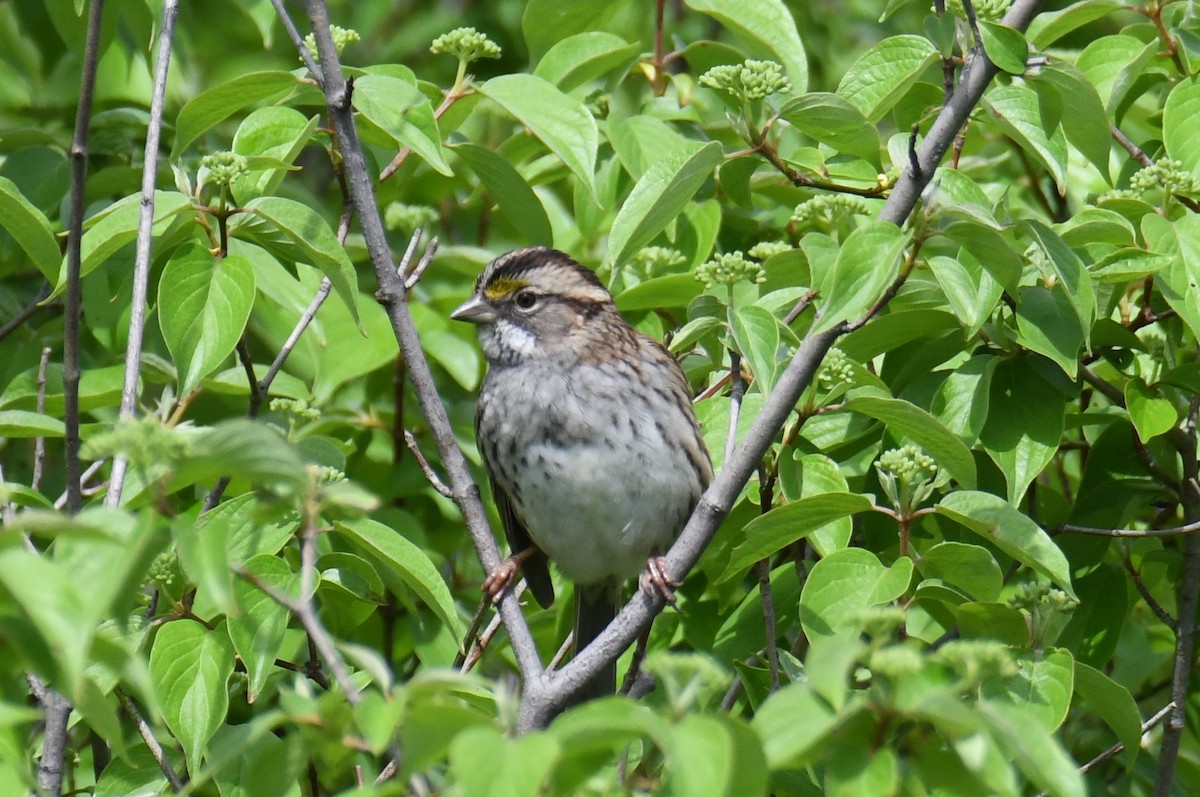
left=491, top=476, right=556, bottom=608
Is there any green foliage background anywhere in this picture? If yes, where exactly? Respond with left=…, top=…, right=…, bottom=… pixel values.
left=1, top=0, right=1200, bottom=795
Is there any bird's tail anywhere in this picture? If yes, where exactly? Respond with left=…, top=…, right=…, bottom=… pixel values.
left=572, top=580, right=621, bottom=703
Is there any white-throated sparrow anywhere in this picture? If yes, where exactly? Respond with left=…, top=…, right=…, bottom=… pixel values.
left=452, top=246, right=713, bottom=700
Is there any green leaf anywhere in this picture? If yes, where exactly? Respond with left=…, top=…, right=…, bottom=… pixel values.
left=813, top=221, right=907, bottom=334
left=799, top=548, right=913, bottom=639
left=729, top=305, right=782, bottom=394
left=979, top=359, right=1065, bottom=503
left=1023, top=219, right=1096, bottom=331
left=209, top=721, right=304, bottom=797
left=928, top=253, right=1002, bottom=337
left=451, top=143, right=553, bottom=244
left=232, top=197, right=361, bottom=325
left=0, top=547, right=94, bottom=692
left=982, top=649, right=1074, bottom=732
left=918, top=542, right=1003, bottom=602
left=449, top=725, right=560, bottom=797
left=664, top=714, right=767, bottom=797
left=49, top=191, right=193, bottom=298
left=230, top=107, right=319, bottom=204
left=175, top=419, right=308, bottom=497
left=172, top=71, right=298, bottom=158
left=778, top=93, right=880, bottom=163
left=478, top=74, right=599, bottom=201
left=843, top=395, right=977, bottom=488
left=1124, top=377, right=1178, bottom=443
left=521, top=0, right=629, bottom=60
left=985, top=84, right=1069, bottom=190
left=228, top=555, right=294, bottom=703
left=752, top=682, right=841, bottom=768
left=977, top=702, right=1087, bottom=797
left=1165, top=77, right=1200, bottom=176
left=608, top=141, right=723, bottom=267
left=172, top=511, right=236, bottom=618
left=1144, top=214, right=1200, bottom=338
left=352, top=74, right=452, bottom=176
left=158, top=243, right=256, bottom=396
left=1015, top=284, right=1085, bottom=379
left=334, top=518, right=464, bottom=643
left=534, top=32, right=642, bottom=92
left=721, top=493, right=875, bottom=581
left=978, top=21, right=1029, bottom=75
left=836, top=35, right=939, bottom=121
left=149, top=619, right=234, bottom=770
left=1072, top=661, right=1142, bottom=770
left=685, top=0, right=808, bottom=92
left=0, top=176, right=60, bottom=280
left=936, top=491, right=1075, bottom=597
left=0, top=410, right=65, bottom=438
left=1029, top=62, right=1112, bottom=182
left=1026, top=0, right=1124, bottom=49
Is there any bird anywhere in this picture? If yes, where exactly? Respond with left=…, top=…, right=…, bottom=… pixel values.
left=451, top=246, right=713, bottom=701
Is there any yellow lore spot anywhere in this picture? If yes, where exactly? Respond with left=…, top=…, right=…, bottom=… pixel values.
left=483, top=276, right=528, bottom=300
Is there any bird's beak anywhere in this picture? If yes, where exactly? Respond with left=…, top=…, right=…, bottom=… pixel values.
left=450, top=294, right=497, bottom=324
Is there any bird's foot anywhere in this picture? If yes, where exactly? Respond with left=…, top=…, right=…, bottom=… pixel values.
left=640, top=553, right=679, bottom=606
left=482, top=549, right=533, bottom=604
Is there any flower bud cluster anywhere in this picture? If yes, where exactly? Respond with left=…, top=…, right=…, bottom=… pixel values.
left=430, top=27, right=502, bottom=63
left=791, top=194, right=869, bottom=228
left=304, top=25, right=360, bottom=62
left=201, top=152, right=248, bottom=187
left=695, top=251, right=766, bottom=289
left=748, top=240, right=791, bottom=260
left=699, top=60, right=791, bottom=101
left=385, top=202, right=439, bottom=233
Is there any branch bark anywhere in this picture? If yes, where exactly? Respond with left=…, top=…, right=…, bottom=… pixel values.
left=292, top=0, right=1046, bottom=731
left=297, top=1, right=544, bottom=683
left=106, top=0, right=180, bottom=508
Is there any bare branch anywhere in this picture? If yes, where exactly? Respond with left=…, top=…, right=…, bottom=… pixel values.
left=269, top=0, right=323, bottom=81
left=260, top=278, right=332, bottom=393
left=62, top=0, right=108, bottom=517
left=105, top=0, right=180, bottom=509
left=879, top=0, right=1043, bottom=225
left=297, top=1, right=545, bottom=685
left=0, top=284, right=53, bottom=343
left=116, top=688, right=184, bottom=792
left=403, top=431, right=454, bottom=498
left=1059, top=520, right=1200, bottom=538
left=32, top=347, right=52, bottom=492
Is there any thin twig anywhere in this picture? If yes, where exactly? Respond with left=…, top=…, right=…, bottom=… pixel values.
left=260, top=278, right=332, bottom=392
left=0, top=285, right=53, bottom=343
left=724, top=350, right=743, bottom=464
left=236, top=521, right=361, bottom=704
left=1035, top=702, right=1174, bottom=797
left=298, top=1, right=545, bottom=693
left=1120, top=551, right=1176, bottom=629
left=269, top=0, right=323, bottom=82
left=61, top=0, right=107, bottom=517
left=1060, top=520, right=1200, bottom=538
left=32, top=347, right=52, bottom=491
left=116, top=688, right=184, bottom=791
left=757, top=467, right=781, bottom=693
left=1155, top=392, right=1200, bottom=795
left=403, top=431, right=454, bottom=498
left=105, top=0, right=180, bottom=508
left=53, top=459, right=106, bottom=510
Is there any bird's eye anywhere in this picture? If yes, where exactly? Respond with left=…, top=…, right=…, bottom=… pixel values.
left=514, top=290, right=538, bottom=310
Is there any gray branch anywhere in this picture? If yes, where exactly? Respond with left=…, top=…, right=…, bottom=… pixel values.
left=291, top=0, right=1045, bottom=731
left=521, top=0, right=1047, bottom=728
left=106, top=0, right=180, bottom=509
left=297, top=1, right=544, bottom=680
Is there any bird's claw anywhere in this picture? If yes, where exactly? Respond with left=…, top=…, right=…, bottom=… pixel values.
left=482, top=556, right=522, bottom=604
left=640, top=554, right=679, bottom=606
